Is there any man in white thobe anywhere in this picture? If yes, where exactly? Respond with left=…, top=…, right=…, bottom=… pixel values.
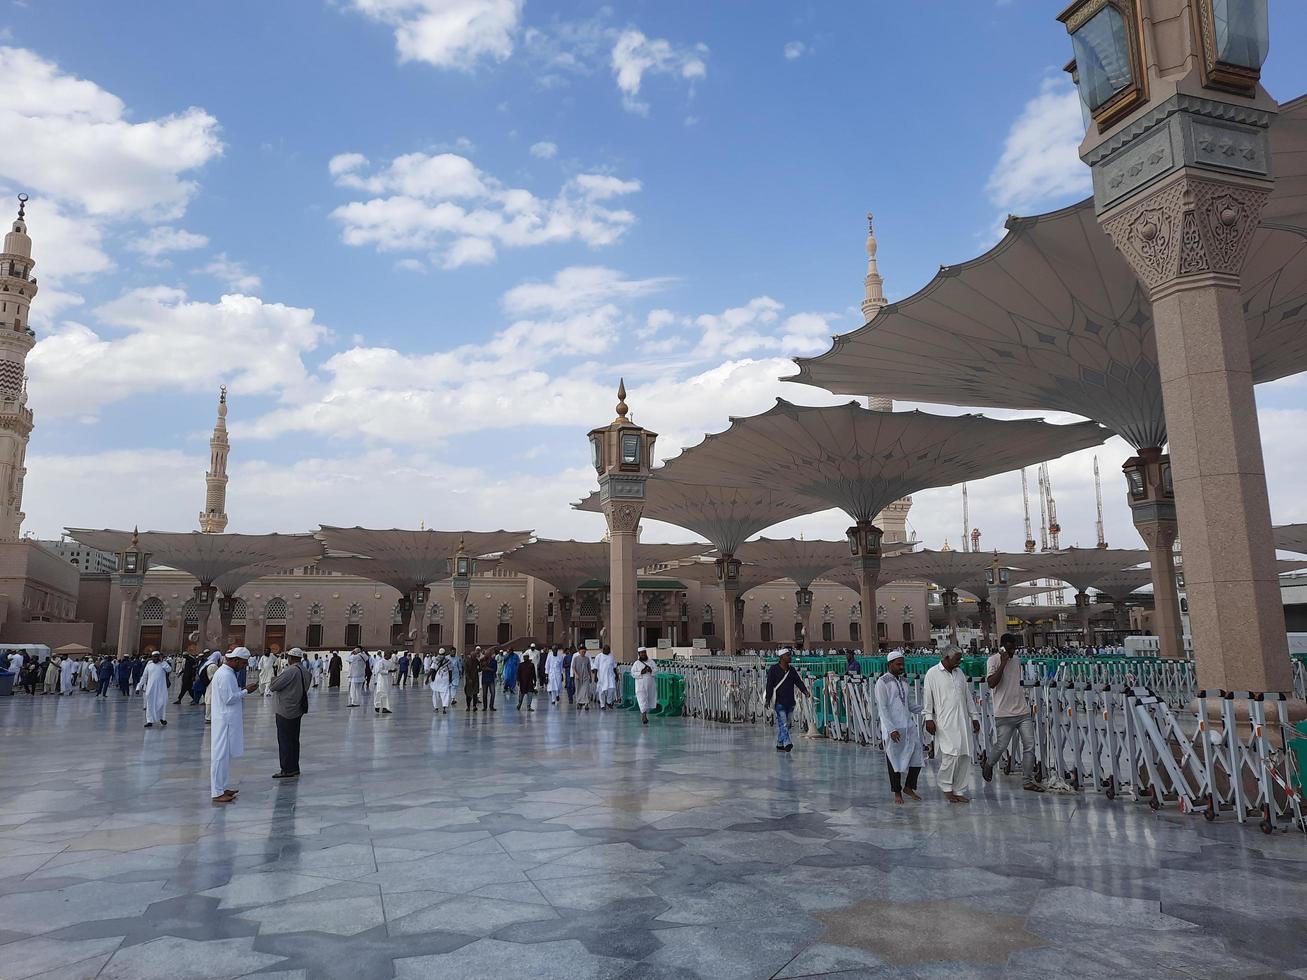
left=874, top=650, right=924, bottom=804
left=59, top=655, right=76, bottom=695
left=210, top=648, right=258, bottom=804
left=429, top=651, right=453, bottom=713
left=258, top=651, right=278, bottom=696
left=631, top=648, right=656, bottom=724
left=922, top=645, right=980, bottom=803
left=5, top=650, right=23, bottom=679
left=594, top=647, right=618, bottom=709
left=545, top=647, right=564, bottom=705
left=136, top=652, right=173, bottom=728
left=373, top=650, right=397, bottom=714
left=346, top=648, right=368, bottom=707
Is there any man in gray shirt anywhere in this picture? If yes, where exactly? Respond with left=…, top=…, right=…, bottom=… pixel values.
left=269, top=647, right=312, bottom=779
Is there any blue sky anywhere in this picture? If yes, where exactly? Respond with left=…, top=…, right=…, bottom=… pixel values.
left=4, top=1, right=1307, bottom=549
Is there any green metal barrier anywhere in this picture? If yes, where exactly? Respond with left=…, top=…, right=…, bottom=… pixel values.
left=620, top=671, right=684, bottom=717
left=1293, top=721, right=1307, bottom=796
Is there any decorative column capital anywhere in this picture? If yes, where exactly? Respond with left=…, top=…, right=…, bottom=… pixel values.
left=1101, top=171, right=1269, bottom=297
left=603, top=500, right=643, bottom=535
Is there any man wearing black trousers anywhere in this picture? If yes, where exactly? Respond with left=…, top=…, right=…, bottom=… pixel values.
left=270, top=648, right=311, bottom=779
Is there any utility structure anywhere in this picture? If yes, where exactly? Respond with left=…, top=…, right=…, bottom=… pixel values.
left=880, top=550, right=1041, bottom=646
left=786, top=90, right=1307, bottom=679
left=961, top=484, right=971, bottom=552
left=646, top=400, right=1107, bottom=650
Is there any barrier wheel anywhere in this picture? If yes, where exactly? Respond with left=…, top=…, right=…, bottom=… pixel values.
left=1149, top=793, right=1161, bottom=811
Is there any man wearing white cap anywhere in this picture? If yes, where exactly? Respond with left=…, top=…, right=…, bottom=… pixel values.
left=269, top=648, right=311, bottom=778
left=874, top=650, right=923, bottom=803
left=210, top=647, right=259, bottom=803
left=922, top=645, right=980, bottom=803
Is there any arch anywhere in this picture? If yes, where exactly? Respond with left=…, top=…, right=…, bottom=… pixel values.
left=497, top=603, right=512, bottom=623
left=230, top=598, right=248, bottom=623
left=850, top=602, right=861, bottom=620
left=264, top=597, right=288, bottom=623
left=392, top=601, right=405, bottom=625
left=821, top=604, right=833, bottom=623
left=346, top=603, right=362, bottom=624
left=703, top=604, right=714, bottom=621
left=759, top=603, right=772, bottom=622
left=465, top=603, right=479, bottom=622
left=181, top=598, right=199, bottom=627
left=308, top=603, right=324, bottom=624
left=428, top=602, right=443, bottom=620
left=139, top=597, right=166, bottom=624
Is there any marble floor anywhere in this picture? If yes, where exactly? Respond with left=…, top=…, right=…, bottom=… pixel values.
left=2, top=683, right=1305, bottom=980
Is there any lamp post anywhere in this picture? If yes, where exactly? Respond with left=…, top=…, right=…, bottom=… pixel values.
left=987, top=560, right=1011, bottom=643
left=795, top=587, right=814, bottom=650
left=193, top=583, right=217, bottom=653
left=846, top=522, right=883, bottom=652
left=217, top=595, right=239, bottom=652
left=1122, top=449, right=1185, bottom=658
left=714, top=556, right=743, bottom=656
left=114, top=528, right=149, bottom=657
left=409, top=585, right=430, bottom=658
left=940, top=587, right=960, bottom=645
left=448, top=540, right=473, bottom=654
left=588, top=381, right=656, bottom=664
left=1060, top=0, right=1288, bottom=693
left=557, top=594, right=575, bottom=648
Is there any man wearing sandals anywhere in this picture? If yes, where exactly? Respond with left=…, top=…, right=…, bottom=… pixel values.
left=210, top=648, right=259, bottom=804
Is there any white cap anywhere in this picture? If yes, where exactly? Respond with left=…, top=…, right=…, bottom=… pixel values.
left=286, top=647, right=305, bottom=659
left=887, top=650, right=905, bottom=662
left=228, top=646, right=251, bottom=660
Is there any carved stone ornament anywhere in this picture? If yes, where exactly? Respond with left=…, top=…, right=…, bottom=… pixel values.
left=604, top=502, right=643, bottom=534
left=1102, top=174, right=1269, bottom=291
left=1132, top=517, right=1178, bottom=552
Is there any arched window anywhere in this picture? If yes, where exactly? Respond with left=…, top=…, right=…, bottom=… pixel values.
left=580, top=595, right=600, bottom=617
left=182, top=598, right=199, bottom=629
left=850, top=602, right=861, bottom=621
left=139, top=597, right=166, bottom=624
left=760, top=603, right=772, bottom=622
left=264, top=597, right=288, bottom=623
left=497, top=603, right=512, bottom=623
left=465, top=603, right=479, bottom=622
left=428, top=602, right=442, bottom=620
left=308, top=603, right=323, bottom=624
left=231, top=598, right=248, bottom=623
left=703, top=604, right=714, bottom=621
left=392, top=601, right=405, bottom=625
left=346, top=603, right=362, bottom=624
left=821, top=604, right=833, bottom=623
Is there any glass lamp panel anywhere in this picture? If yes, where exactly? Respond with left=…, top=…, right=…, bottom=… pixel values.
left=621, top=433, right=640, bottom=465
left=1070, top=6, right=1134, bottom=111
left=1212, top=0, right=1269, bottom=69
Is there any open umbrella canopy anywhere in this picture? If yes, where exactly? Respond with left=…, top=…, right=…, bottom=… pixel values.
left=787, top=95, right=1307, bottom=450
left=878, top=549, right=1043, bottom=590
left=64, top=530, right=324, bottom=586
left=315, top=527, right=532, bottom=593
left=651, top=400, right=1109, bottom=524
left=495, top=539, right=710, bottom=595
left=54, top=643, right=91, bottom=655
left=1011, top=548, right=1150, bottom=594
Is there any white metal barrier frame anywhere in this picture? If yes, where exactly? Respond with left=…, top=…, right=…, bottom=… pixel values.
left=669, top=660, right=1304, bottom=835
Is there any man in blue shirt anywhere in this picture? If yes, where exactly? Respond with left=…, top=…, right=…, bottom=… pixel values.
left=844, top=649, right=862, bottom=676
left=764, top=649, right=809, bottom=753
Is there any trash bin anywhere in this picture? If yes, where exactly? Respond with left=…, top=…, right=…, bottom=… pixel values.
left=0, top=670, right=14, bottom=697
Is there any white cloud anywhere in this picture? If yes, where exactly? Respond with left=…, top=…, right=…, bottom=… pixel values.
left=328, top=150, right=640, bottom=265
left=610, top=29, right=708, bottom=114
left=347, top=0, right=523, bottom=70
left=127, top=226, right=209, bottom=260
left=987, top=75, right=1090, bottom=216
left=200, top=253, right=262, bottom=292
left=783, top=41, right=807, bottom=60
left=27, top=287, right=327, bottom=418
left=13, top=198, right=111, bottom=288
left=0, top=46, right=222, bottom=221
left=502, top=265, right=670, bottom=317
left=530, top=140, right=558, bottom=159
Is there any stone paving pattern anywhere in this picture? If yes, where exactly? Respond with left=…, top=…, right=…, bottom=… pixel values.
left=2, top=685, right=1306, bottom=979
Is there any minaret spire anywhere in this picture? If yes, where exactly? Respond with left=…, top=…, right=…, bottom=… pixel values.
left=861, top=212, right=887, bottom=323
left=0, top=194, right=38, bottom=541
left=199, top=385, right=229, bottom=533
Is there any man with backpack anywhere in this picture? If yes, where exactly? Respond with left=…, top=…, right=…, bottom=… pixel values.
left=269, top=647, right=311, bottom=779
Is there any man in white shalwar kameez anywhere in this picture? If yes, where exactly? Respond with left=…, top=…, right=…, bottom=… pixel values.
left=258, top=650, right=278, bottom=696
left=545, top=647, right=565, bottom=705
left=210, top=648, right=258, bottom=804
left=429, top=650, right=453, bottom=713
left=346, top=648, right=368, bottom=707
left=631, top=648, right=656, bottom=724
left=373, top=650, right=397, bottom=714
left=59, top=655, right=76, bottom=695
left=922, top=645, right=979, bottom=803
left=593, top=647, right=618, bottom=709
left=136, top=652, right=173, bottom=728
left=874, top=650, right=924, bottom=803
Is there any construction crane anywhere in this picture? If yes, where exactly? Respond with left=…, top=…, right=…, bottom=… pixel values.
left=961, top=483, right=970, bottom=552
left=1036, top=467, right=1050, bottom=553
left=1093, top=455, right=1107, bottom=549
left=1040, top=462, right=1065, bottom=604
left=1021, top=468, right=1036, bottom=553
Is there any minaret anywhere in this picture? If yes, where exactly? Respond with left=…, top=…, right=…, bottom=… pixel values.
left=0, top=195, right=37, bottom=542
left=860, top=212, right=892, bottom=413
left=860, top=211, right=912, bottom=542
left=199, top=386, right=229, bottom=533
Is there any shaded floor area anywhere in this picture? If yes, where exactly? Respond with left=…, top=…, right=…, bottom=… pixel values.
left=2, top=684, right=1305, bottom=979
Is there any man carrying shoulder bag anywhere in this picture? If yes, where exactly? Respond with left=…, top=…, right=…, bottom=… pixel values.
left=270, top=647, right=311, bottom=779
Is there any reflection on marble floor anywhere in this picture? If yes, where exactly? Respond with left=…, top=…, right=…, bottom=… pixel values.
left=2, top=685, right=1305, bottom=979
